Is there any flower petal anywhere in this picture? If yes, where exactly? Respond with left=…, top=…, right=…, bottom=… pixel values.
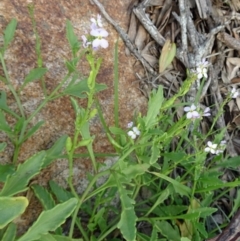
left=99, top=38, right=109, bottom=48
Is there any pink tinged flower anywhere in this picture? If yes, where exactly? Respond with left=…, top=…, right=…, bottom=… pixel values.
left=127, top=122, right=133, bottom=128
left=92, top=38, right=109, bottom=49
left=203, top=107, right=211, bottom=117
left=204, top=141, right=218, bottom=154
left=184, top=104, right=200, bottom=119
left=81, top=35, right=91, bottom=48
left=90, top=28, right=109, bottom=49
left=230, top=87, right=239, bottom=98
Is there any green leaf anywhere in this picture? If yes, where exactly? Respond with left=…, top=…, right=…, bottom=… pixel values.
left=17, top=198, right=78, bottom=241
left=216, top=156, right=240, bottom=168
left=0, top=163, right=15, bottom=182
left=0, top=142, right=7, bottom=152
left=0, top=111, right=13, bottom=136
left=155, top=221, right=180, bottom=241
left=0, top=151, right=46, bottom=196
left=230, top=189, right=240, bottom=217
left=0, top=91, right=19, bottom=118
left=43, top=135, right=68, bottom=168
left=3, top=19, right=17, bottom=49
left=2, top=223, right=16, bottom=241
left=144, top=86, right=164, bottom=129
left=117, top=180, right=137, bottom=241
left=195, top=222, right=208, bottom=238
left=149, top=142, right=160, bottom=165
left=21, top=68, right=48, bottom=90
left=13, top=117, right=25, bottom=135
left=151, top=172, right=191, bottom=197
left=36, top=234, right=83, bottom=241
left=22, top=121, right=45, bottom=143
left=64, top=79, right=107, bottom=98
left=0, top=196, right=28, bottom=228
left=49, top=180, right=74, bottom=203
left=146, top=188, right=170, bottom=216
left=31, top=184, right=55, bottom=210
left=109, top=126, right=126, bottom=136
left=66, top=20, right=80, bottom=55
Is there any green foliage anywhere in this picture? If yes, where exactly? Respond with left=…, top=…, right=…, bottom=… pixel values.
left=0, top=151, right=46, bottom=196
left=17, top=198, right=78, bottom=241
left=20, top=67, right=48, bottom=91
left=0, top=197, right=28, bottom=228
left=3, top=19, right=17, bottom=51
left=0, top=16, right=239, bottom=241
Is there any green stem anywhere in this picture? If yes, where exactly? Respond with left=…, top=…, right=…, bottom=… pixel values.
left=0, top=52, right=25, bottom=117
left=69, top=169, right=110, bottom=238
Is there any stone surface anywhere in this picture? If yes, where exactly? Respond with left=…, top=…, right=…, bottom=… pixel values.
left=0, top=0, right=147, bottom=233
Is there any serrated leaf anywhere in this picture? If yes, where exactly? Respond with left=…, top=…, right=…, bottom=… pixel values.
left=43, top=135, right=68, bottom=168
left=0, top=151, right=46, bottom=196
left=155, top=221, right=180, bottom=241
left=2, top=223, right=16, bottom=241
left=21, top=68, right=48, bottom=90
left=159, top=39, right=176, bottom=73
left=117, top=186, right=137, bottom=241
left=217, top=156, right=240, bottom=168
left=149, top=142, right=160, bottom=165
left=31, top=184, right=55, bottom=210
left=49, top=180, right=74, bottom=203
left=17, top=198, right=78, bottom=241
left=0, top=163, right=15, bottom=182
left=3, top=19, right=17, bottom=49
left=0, top=197, right=28, bottom=229
left=144, top=86, right=164, bottom=129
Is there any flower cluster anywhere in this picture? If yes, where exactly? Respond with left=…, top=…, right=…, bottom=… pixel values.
left=195, top=60, right=209, bottom=79
left=204, top=140, right=226, bottom=155
left=184, top=104, right=210, bottom=120
left=81, top=14, right=109, bottom=50
left=127, top=122, right=141, bottom=139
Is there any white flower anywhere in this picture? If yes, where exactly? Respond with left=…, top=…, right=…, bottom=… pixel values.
left=204, top=141, right=218, bottom=154
left=196, top=60, right=209, bottom=79
left=81, top=35, right=91, bottom=48
left=184, top=104, right=200, bottom=119
left=230, top=87, right=239, bottom=98
left=127, top=130, right=137, bottom=139
left=91, top=14, right=103, bottom=28
left=203, top=107, right=211, bottom=117
left=90, top=28, right=109, bottom=49
left=132, top=126, right=140, bottom=135
left=205, top=140, right=226, bottom=155
left=127, top=126, right=140, bottom=139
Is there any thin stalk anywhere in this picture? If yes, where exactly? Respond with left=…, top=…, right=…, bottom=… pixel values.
left=0, top=53, right=25, bottom=117
left=69, top=169, right=110, bottom=238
